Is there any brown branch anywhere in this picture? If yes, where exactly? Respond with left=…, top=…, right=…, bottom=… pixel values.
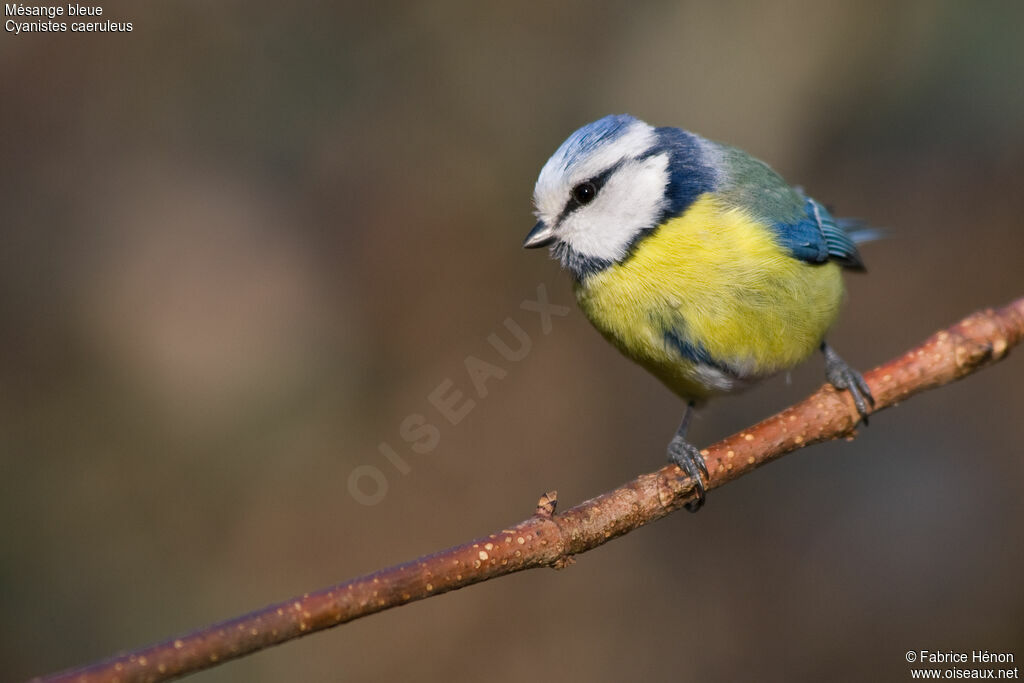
left=34, top=297, right=1024, bottom=683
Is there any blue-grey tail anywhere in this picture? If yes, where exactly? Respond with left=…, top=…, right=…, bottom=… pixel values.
left=835, top=217, right=885, bottom=272
left=773, top=196, right=882, bottom=272
left=802, top=200, right=870, bottom=272
left=838, top=219, right=886, bottom=245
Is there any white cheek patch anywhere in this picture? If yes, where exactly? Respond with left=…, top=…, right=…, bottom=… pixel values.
left=557, top=154, right=670, bottom=263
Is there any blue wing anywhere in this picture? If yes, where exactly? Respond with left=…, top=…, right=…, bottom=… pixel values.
left=707, top=139, right=873, bottom=271
left=770, top=197, right=867, bottom=271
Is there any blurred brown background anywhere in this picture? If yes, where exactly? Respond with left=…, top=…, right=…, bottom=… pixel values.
left=2, top=1, right=1023, bottom=681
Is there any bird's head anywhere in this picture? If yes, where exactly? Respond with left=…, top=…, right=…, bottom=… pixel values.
left=524, top=114, right=717, bottom=279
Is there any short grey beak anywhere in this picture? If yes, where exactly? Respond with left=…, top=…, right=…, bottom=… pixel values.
left=523, top=221, right=556, bottom=249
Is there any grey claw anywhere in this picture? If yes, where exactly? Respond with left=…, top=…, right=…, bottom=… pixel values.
left=822, top=343, right=874, bottom=424
left=668, top=437, right=708, bottom=512
left=854, top=372, right=875, bottom=407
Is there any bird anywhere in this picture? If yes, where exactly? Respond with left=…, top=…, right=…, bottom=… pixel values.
left=523, top=114, right=877, bottom=510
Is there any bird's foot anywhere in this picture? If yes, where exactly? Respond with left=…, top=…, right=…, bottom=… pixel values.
left=667, top=437, right=709, bottom=512
left=822, top=343, right=875, bottom=424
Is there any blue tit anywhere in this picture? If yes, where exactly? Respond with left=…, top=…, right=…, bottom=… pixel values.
left=523, top=114, right=877, bottom=510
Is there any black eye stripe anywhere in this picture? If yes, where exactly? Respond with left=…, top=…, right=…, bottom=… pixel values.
left=555, top=161, right=624, bottom=224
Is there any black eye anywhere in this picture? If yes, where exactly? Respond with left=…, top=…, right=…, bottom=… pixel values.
left=572, top=181, right=597, bottom=205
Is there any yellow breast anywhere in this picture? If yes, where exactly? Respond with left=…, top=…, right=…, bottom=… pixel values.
left=575, top=194, right=844, bottom=399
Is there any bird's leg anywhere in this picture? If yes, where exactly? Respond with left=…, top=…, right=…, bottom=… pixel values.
left=821, top=341, right=874, bottom=424
left=667, top=401, right=709, bottom=512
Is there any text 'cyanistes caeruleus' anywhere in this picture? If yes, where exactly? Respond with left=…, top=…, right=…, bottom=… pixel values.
left=524, top=114, right=877, bottom=510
